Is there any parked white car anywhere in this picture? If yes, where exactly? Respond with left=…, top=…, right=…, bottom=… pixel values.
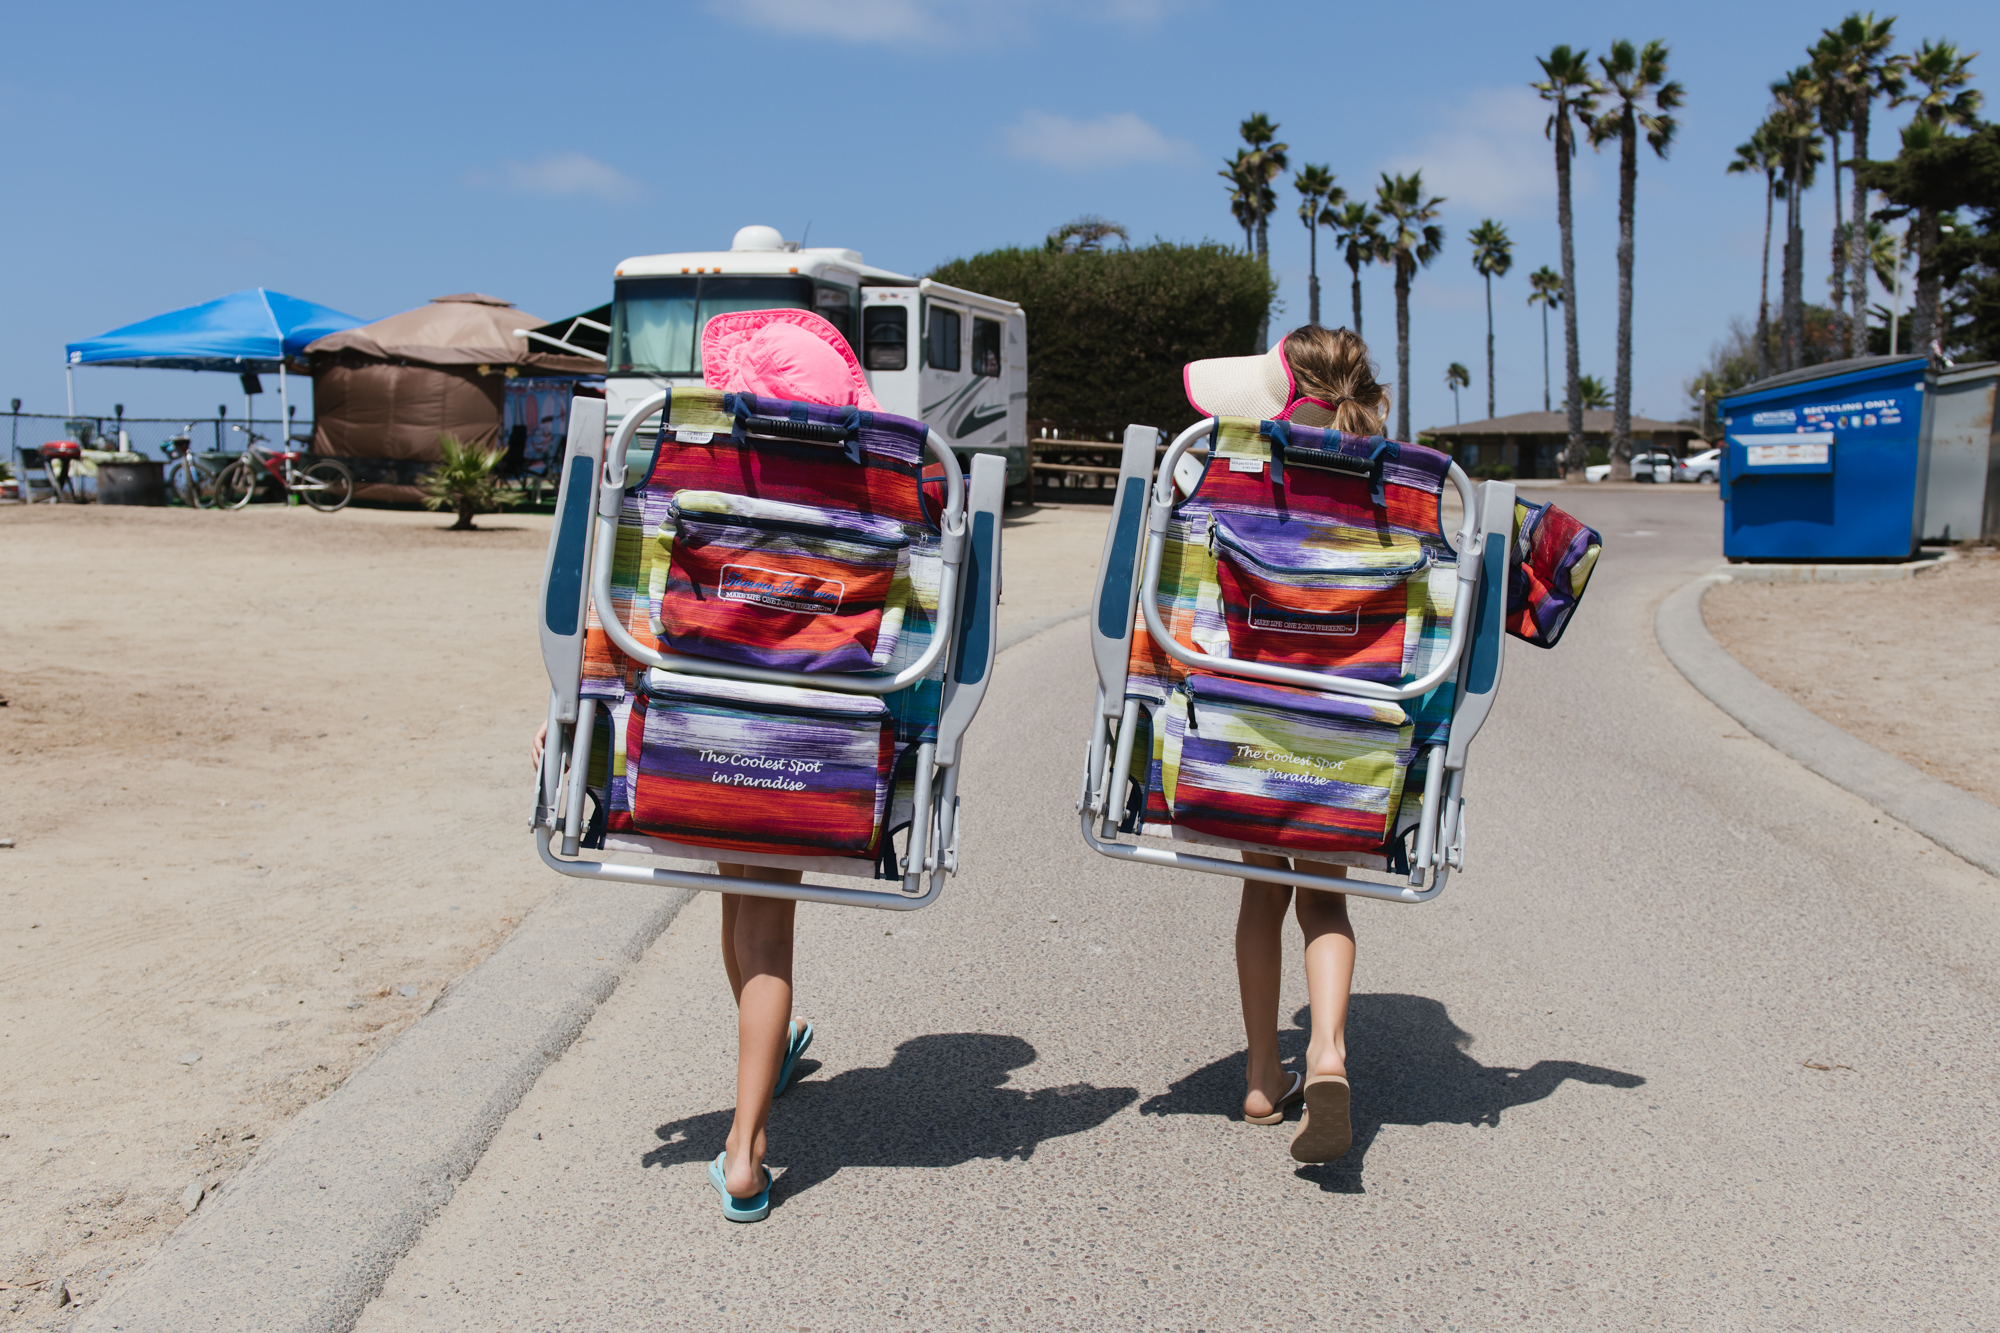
left=1676, top=448, right=1720, bottom=483
left=1585, top=451, right=1679, bottom=482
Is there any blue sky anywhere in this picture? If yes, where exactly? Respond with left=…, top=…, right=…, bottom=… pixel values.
left=3, top=0, right=1993, bottom=436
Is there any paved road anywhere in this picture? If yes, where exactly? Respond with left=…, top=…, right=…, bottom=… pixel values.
left=353, top=488, right=1999, bottom=1332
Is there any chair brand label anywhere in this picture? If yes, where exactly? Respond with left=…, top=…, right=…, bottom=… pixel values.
left=1248, top=595, right=1358, bottom=636
left=718, top=564, right=844, bottom=615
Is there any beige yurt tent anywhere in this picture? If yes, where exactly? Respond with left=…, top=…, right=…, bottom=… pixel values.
left=305, top=293, right=599, bottom=500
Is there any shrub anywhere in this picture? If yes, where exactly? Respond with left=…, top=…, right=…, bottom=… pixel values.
left=421, top=433, right=507, bottom=530
left=927, top=240, right=1275, bottom=440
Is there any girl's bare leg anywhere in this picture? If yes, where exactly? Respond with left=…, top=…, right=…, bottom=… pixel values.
left=1237, top=852, right=1295, bottom=1120
left=1292, top=860, right=1354, bottom=1079
left=714, top=866, right=803, bottom=1198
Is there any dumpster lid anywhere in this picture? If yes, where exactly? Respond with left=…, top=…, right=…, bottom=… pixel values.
left=1735, top=354, right=1928, bottom=397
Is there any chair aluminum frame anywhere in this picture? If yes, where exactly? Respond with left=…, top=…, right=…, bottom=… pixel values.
left=530, top=392, right=1006, bottom=910
left=1076, top=419, right=1517, bottom=905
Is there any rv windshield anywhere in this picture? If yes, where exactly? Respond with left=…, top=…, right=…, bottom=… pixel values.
left=608, top=276, right=816, bottom=375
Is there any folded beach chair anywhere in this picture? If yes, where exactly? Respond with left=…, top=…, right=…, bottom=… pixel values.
left=532, top=388, right=1005, bottom=909
left=1078, top=416, right=1523, bottom=903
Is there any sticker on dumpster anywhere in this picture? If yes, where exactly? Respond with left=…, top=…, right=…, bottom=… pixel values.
left=1751, top=409, right=1796, bottom=426
left=1745, top=441, right=1830, bottom=467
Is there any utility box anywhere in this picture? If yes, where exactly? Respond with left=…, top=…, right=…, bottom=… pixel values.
left=1719, top=356, right=1931, bottom=561
left=1923, top=362, right=1998, bottom=543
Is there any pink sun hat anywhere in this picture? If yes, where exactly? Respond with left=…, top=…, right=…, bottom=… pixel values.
left=700, top=308, right=881, bottom=411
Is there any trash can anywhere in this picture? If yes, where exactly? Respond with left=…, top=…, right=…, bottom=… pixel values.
left=1923, top=362, right=1998, bottom=543
left=97, top=459, right=168, bottom=506
left=1719, top=355, right=1930, bottom=561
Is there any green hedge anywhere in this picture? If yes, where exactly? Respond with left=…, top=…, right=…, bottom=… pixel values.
left=927, top=241, right=1274, bottom=440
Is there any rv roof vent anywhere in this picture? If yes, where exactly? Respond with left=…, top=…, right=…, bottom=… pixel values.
left=731, top=225, right=787, bottom=253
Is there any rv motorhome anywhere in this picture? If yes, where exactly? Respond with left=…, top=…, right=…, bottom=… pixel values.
left=589, top=225, right=1029, bottom=499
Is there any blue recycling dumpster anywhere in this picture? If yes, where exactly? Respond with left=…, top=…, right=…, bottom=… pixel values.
left=1719, top=355, right=1931, bottom=561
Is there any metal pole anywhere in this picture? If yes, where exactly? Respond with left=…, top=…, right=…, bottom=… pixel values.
left=66, top=365, right=74, bottom=417
left=278, top=362, right=290, bottom=446
left=1889, top=231, right=1903, bottom=356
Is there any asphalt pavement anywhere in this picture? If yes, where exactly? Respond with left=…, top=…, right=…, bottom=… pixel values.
left=348, top=486, right=2000, bottom=1332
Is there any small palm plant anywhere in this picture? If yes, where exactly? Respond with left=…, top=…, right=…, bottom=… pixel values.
left=1575, top=374, right=1611, bottom=409
left=421, top=433, right=508, bottom=530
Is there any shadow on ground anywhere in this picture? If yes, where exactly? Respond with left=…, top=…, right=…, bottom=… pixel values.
left=643, top=1032, right=1137, bottom=1204
left=1139, top=993, right=1645, bottom=1193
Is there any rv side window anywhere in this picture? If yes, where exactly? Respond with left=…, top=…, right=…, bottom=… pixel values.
left=927, top=306, right=961, bottom=372
left=815, top=284, right=856, bottom=349
left=971, top=317, right=1001, bottom=377
left=862, top=306, right=908, bottom=371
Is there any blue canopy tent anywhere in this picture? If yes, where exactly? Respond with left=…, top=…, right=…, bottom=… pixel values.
left=65, top=288, right=365, bottom=445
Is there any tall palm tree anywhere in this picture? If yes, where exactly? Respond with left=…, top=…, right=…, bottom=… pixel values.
left=1590, top=39, right=1682, bottom=479
left=1445, top=363, right=1471, bottom=424
left=1769, top=68, right=1823, bottom=371
left=1229, top=114, right=1289, bottom=351
left=1816, top=12, right=1901, bottom=357
left=1294, top=164, right=1344, bottom=326
left=1468, top=220, right=1513, bottom=421
left=1374, top=171, right=1446, bottom=442
left=1330, top=201, right=1383, bottom=338
left=1810, top=37, right=1854, bottom=353
left=1533, top=44, right=1603, bottom=476
left=1726, top=124, right=1785, bottom=380
left=1892, top=40, right=1982, bottom=355
left=1220, top=149, right=1259, bottom=255
left=1526, top=265, right=1562, bottom=412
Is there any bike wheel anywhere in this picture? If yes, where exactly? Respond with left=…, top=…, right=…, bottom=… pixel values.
left=169, top=459, right=211, bottom=509
left=217, top=459, right=260, bottom=510
left=299, top=459, right=354, bottom=512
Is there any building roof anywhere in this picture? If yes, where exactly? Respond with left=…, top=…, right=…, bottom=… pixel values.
left=1421, top=409, right=1703, bottom=439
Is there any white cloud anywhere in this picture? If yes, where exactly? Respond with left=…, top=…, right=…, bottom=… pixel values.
left=718, top=0, right=994, bottom=45
left=713, top=0, right=1168, bottom=46
left=1002, top=110, right=1195, bottom=171
left=1382, top=86, right=1596, bottom=215
left=470, top=153, right=640, bottom=202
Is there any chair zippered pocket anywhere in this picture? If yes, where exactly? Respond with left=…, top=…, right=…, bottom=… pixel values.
left=1208, top=513, right=1429, bottom=684
left=653, top=491, right=912, bottom=673
left=1165, top=672, right=1414, bottom=854
left=627, top=671, right=894, bottom=858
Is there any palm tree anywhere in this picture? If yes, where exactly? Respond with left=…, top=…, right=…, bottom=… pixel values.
left=1589, top=39, right=1681, bottom=479
left=1330, top=201, right=1383, bottom=337
left=1726, top=124, right=1785, bottom=380
left=1769, top=68, right=1823, bottom=371
left=1526, top=266, right=1562, bottom=412
left=1224, top=114, right=1289, bottom=351
left=1575, top=375, right=1610, bottom=410
left=421, top=434, right=508, bottom=531
left=1816, top=12, right=1901, bottom=357
left=1445, top=363, right=1471, bottom=423
left=1810, top=38, right=1854, bottom=353
left=1294, top=164, right=1344, bottom=326
left=1533, top=44, right=1603, bottom=476
left=1046, top=215, right=1130, bottom=254
left=1375, top=171, right=1446, bottom=442
left=1468, top=220, right=1513, bottom=421
left=1892, top=40, right=1982, bottom=356
left=1220, top=150, right=1259, bottom=256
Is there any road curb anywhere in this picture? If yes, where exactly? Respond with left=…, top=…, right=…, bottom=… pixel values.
left=76, top=880, right=695, bottom=1333
left=1656, top=574, right=2000, bottom=880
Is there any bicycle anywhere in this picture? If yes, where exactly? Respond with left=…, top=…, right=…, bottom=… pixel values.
left=216, top=426, right=354, bottom=512
left=160, top=427, right=222, bottom=508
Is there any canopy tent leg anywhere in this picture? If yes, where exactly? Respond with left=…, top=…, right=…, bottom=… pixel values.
left=65, top=365, right=74, bottom=418
left=278, top=362, right=290, bottom=448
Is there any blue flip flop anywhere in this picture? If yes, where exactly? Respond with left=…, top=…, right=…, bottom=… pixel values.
left=708, top=1151, right=771, bottom=1222
left=774, top=1019, right=814, bottom=1099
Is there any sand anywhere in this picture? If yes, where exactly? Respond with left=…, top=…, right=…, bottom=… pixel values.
left=0, top=498, right=1109, bottom=1319
left=1704, top=547, right=2000, bottom=807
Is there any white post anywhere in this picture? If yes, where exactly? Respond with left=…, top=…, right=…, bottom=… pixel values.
left=66, top=364, right=74, bottom=418
left=1889, top=230, right=1903, bottom=356
left=279, top=362, right=290, bottom=448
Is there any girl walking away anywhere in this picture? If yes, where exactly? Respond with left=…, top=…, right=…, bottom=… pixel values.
left=535, top=305, right=889, bottom=1220
left=1181, top=325, right=1394, bottom=1162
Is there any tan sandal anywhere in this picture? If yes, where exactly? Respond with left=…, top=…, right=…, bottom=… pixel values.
left=1289, top=1074, right=1352, bottom=1161
left=1244, top=1070, right=1305, bottom=1124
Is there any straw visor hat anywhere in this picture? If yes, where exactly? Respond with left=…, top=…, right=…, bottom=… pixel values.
left=1183, top=338, right=1343, bottom=429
